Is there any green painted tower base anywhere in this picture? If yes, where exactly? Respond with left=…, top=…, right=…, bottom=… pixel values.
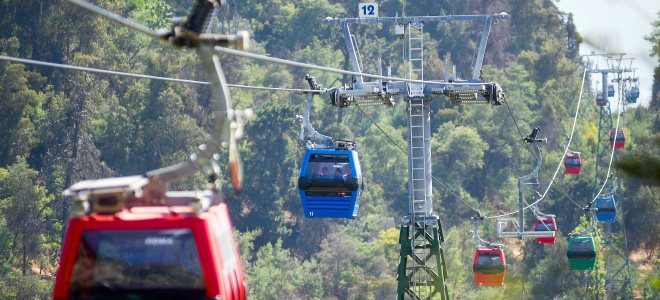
left=396, top=217, right=449, bottom=300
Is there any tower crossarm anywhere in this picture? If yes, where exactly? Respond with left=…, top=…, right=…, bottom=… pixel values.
left=324, top=13, right=509, bottom=109
left=322, top=14, right=511, bottom=25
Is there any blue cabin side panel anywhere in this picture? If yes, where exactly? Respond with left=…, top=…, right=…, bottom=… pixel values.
left=298, top=149, right=362, bottom=218
left=596, top=197, right=616, bottom=221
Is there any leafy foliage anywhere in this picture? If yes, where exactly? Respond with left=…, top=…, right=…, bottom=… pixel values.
left=0, top=0, right=659, bottom=298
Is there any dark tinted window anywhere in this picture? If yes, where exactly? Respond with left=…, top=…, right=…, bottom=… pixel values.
left=536, top=221, right=555, bottom=231
left=571, top=239, right=594, bottom=252
left=611, top=131, right=624, bottom=141
left=476, top=252, right=502, bottom=266
left=69, top=230, right=205, bottom=299
left=306, top=154, right=352, bottom=179
left=566, top=157, right=580, bottom=165
left=305, top=191, right=352, bottom=197
left=599, top=198, right=615, bottom=209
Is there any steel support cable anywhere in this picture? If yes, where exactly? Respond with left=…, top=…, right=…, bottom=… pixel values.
left=65, top=0, right=493, bottom=86
left=0, top=55, right=319, bottom=93
left=589, top=79, right=625, bottom=205
left=488, top=69, right=589, bottom=221
left=213, top=46, right=498, bottom=87
left=3, top=55, right=483, bottom=213
left=503, top=100, right=582, bottom=208
left=486, top=94, right=585, bottom=220
left=355, top=105, right=482, bottom=214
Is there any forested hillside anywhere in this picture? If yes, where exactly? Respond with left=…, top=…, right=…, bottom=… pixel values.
left=1, top=0, right=660, bottom=299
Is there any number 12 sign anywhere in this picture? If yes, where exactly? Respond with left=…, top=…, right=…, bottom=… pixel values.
left=359, top=3, right=378, bottom=18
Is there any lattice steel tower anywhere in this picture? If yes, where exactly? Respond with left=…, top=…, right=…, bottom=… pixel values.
left=586, top=54, right=634, bottom=299
left=324, top=10, right=509, bottom=299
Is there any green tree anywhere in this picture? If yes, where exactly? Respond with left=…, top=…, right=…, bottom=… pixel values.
left=248, top=239, right=324, bottom=300
left=0, top=158, right=56, bottom=275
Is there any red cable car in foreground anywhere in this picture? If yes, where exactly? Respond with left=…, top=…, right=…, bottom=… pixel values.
left=53, top=176, right=246, bottom=300
left=610, top=129, right=625, bottom=149
left=564, top=153, right=582, bottom=174
left=473, top=248, right=506, bottom=286
left=534, top=218, right=557, bottom=244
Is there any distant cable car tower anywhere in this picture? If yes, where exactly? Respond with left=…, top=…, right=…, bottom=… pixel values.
left=583, top=53, right=633, bottom=299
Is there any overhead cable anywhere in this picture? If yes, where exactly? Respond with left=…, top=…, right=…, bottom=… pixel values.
left=213, top=46, right=496, bottom=87
left=0, top=55, right=318, bottom=93
left=355, top=105, right=482, bottom=214
left=486, top=71, right=589, bottom=220
left=589, top=77, right=625, bottom=205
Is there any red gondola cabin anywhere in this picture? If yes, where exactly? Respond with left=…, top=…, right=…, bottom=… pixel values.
left=473, top=248, right=506, bottom=286
left=564, top=153, right=582, bottom=175
left=53, top=176, right=246, bottom=300
left=596, top=92, right=607, bottom=106
left=609, top=129, right=625, bottom=149
left=534, top=218, right=557, bottom=244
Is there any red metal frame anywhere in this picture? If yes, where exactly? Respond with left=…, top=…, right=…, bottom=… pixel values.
left=534, top=218, right=557, bottom=244
left=53, top=204, right=245, bottom=300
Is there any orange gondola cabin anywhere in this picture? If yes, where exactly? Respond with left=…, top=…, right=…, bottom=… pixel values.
left=610, top=129, right=625, bottom=149
left=473, top=248, right=506, bottom=286
left=53, top=176, right=246, bottom=300
left=564, top=153, right=582, bottom=174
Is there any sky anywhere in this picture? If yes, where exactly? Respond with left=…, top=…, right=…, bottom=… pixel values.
left=555, top=0, right=660, bottom=108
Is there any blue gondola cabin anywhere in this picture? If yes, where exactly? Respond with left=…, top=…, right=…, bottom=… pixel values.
left=473, top=248, right=506, bottom=286
left=596, top=92, right=607, bottom=107
left=609, top=129, right=625, bottom=148
left=607, top=85, right=615, bottom=97
left=534, top=218, right=557, bottom=244
left=596, top=196, right=616, bottom=221
left=564, top=153, right=582, bottom=175
left=298, top=148, right=363, bottom=218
